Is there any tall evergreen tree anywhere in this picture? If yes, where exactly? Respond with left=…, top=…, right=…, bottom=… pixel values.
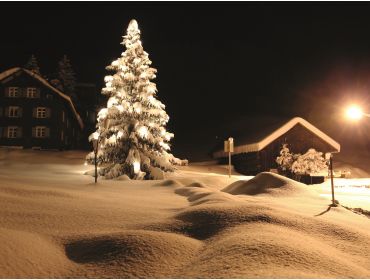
left=87, top=19, right=184, bottom=180
left=24, top=54, right=41, bottom=75
left=58, top=55, right=77, bottom=99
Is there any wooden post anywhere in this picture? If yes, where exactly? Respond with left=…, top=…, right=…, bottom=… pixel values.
left=224, top=137, right=234, bottom=178
left=228, top=151, right=231, bottom=178
left=330, top=155, right=336, bottom=206
left=94, top=151, right=97, bottom=183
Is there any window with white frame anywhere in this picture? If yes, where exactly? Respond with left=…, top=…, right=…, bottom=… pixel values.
left=8, top=106, right=20, bottom=118
left=8, top=87, right=19, bottom=97
left=35, top=126, right=46, bottom=138
left=26, top=87, right=37, bottom=98
left=36, top=107, right=46, bottom=118
left=7, top=127, right=18, bottom=138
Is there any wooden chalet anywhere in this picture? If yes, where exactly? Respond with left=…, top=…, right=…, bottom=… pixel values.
left=0, top=67, right=84, bottom=150
left=213, top=117, right=340, bottom=175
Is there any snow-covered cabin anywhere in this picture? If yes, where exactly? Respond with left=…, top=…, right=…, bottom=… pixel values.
left=0, top=67, right=84, bottom=150
left=212, top=116, right=340, bottom=175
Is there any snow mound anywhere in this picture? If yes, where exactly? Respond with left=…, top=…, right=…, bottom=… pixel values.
left=0, top=228, right=74, bottom=278
left=171, top=203, right=276, bottom=239
left=186, top=223, right=370, bottom=278
left=65, top=230, right=202, bottom=278
left=222, top=172, right=309, bottom=196
left=174, top=179, right=239, bottom=206
left=154, top=179, right=182, bottom=187
left=84, top=169, right=95, bottom=176
left=115, top=174, right=131, bottom=181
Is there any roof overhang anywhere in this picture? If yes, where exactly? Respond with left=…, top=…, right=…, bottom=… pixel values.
left=213, top=117, right=340, bottom=158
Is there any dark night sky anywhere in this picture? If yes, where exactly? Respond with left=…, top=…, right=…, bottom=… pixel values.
left=2, top=2, right=370, bottom=159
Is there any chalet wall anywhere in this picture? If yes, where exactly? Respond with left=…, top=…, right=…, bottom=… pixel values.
left=230, top=123, right=337, bottom=175
left=0, top=71, right=81, bottom=150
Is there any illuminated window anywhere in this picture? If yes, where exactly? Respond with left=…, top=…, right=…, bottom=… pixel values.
left=26, top=88, right=37, bottom=98
left=8, top=87, right=19, bottom=97
left=36, top=107, right=46, bottom=118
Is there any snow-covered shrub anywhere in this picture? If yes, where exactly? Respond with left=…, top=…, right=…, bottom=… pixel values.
left=276, top=144, right=294, bottom=172
left=291, top=148, right=328, bottom=176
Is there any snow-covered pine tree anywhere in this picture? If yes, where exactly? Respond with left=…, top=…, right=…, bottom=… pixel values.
left=291, top=148, right=328, bottom=176
left=24, top=54, right=41, bottom=75
left=276, top=143, right=294, bottom=172
left=87, top=19, right=185, bottom=180
left=58, top=55, right=77, bottom=100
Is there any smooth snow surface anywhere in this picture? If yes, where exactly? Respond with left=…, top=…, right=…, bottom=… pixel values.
left=0, top=149, right=369, bottom=278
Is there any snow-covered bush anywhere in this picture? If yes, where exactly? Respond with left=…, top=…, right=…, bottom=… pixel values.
left=276, top=144, right=294, bottom=172
left=87, top=19, right=186, bottom=180
left=291, top=148, right=328, bottom=176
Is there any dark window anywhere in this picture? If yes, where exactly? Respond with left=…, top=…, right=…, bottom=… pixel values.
left=8, top=126, right=19, bottom=138
left=26, top=88, right=38, bottom=98
left=8, top=106, right=22, bottom=118
left=7, top=87, right=19, bottom=97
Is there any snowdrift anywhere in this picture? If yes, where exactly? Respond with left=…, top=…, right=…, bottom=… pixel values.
left=222, top=172, right=310, bottom=196
left=65, top=230, right=202, bottom=278
left=1, top=149, right=370, bottom=278
left=0, top=228, right=74, bottom=278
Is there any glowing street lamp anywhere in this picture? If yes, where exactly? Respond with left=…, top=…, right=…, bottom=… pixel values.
left=346, top=105, right=370, bottom=121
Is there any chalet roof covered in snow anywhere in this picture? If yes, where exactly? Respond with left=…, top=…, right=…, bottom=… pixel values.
left=0, top=67, right=84, bottom=129
left=213, top=116, right=340, bottom=158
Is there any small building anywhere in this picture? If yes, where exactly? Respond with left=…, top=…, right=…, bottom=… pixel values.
left=0, top=67, right=84, bottom=150
left=213, top=116, right=340, bottom=175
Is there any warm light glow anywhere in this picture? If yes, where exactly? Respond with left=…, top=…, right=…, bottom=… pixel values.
left=346, top=105, right=363, bottom=120
left=133, top=161, right=140, bottom=174
left=84, top=161, right=88, bottom=166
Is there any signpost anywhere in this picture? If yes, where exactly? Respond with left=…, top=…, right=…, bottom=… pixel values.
left=326, top=153, right=337, bottom=206
left=224, top=137, right=234, bottom=178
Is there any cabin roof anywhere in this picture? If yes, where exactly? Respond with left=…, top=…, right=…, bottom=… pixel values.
left=213, top=116, right=340, bottom=158
left=0, top=67, right=84, bottom=129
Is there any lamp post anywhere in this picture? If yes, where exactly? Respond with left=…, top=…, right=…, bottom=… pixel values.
left=326, top=153, right=337, bottom=206
left=91, top=133, right=99, bottom=183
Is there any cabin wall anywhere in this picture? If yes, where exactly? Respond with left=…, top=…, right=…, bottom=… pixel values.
left=230, top=123, right=338, bottom=175
left=231, top=152, right=262, bottom=175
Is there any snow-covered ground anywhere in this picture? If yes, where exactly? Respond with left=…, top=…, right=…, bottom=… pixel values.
left=0, top=148, right=369, bottom=278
